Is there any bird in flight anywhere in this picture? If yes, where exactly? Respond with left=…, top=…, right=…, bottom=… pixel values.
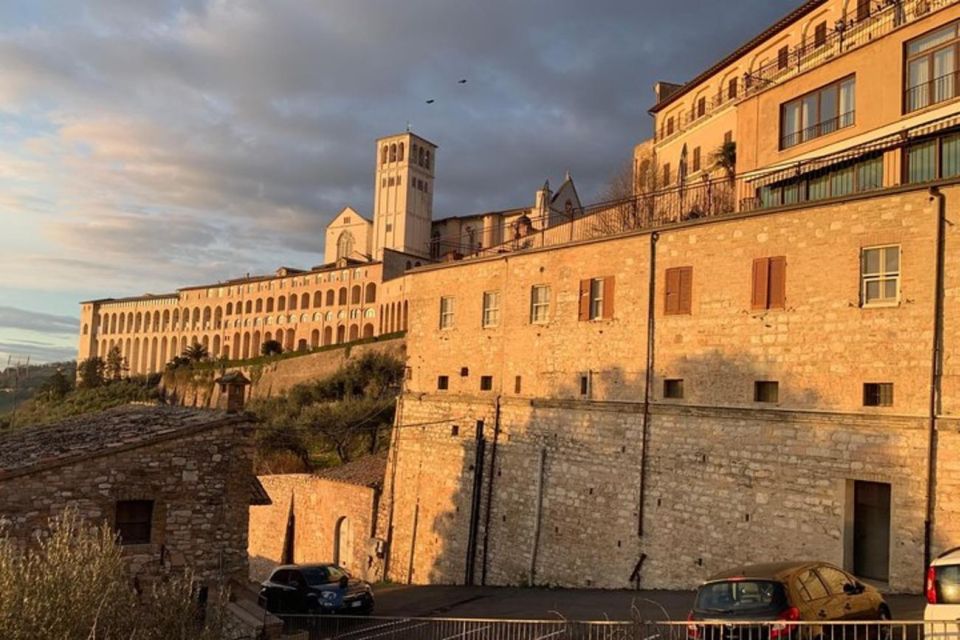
left=425, top=79, right=468, bottom=103
left=425, top=99, right=435, bottom=104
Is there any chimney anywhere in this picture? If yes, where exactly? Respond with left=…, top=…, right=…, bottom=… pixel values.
left=215, top=371, right=251, bottom=413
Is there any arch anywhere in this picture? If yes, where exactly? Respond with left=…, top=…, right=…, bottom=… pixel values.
left=201, top=335, right=209, bottom=351
left=325, top=290, right=335, bottom=306
left=336, top=231, right=355, bottom=261
left=285, top=328, right=295, bottom=351
left=253, top=330, right=261, bottom=356
left=414, top=261, right=421, bottom=267
left=203, top=306, right=212, bottom=330
left=362, top=323, right=374, bottom=339
left=297, top=338, right=308, bottom=352
left=312, top=291, right=322, bottom=308
left=132, top=338, right=140, bottom=375
left=381, top=145, right=388, bottom=164
left=334, top=516, right=353, bottom=570
left=403, top=300, right=409, bottom=331
left=135, top=312, right=142, bottom=333
left=336, top=325, right=346, bottom=344
left=323, top=326, right=333, bottom=346
left=82, top=323, right=89, bottom=336
left=226, top=302, right=234, bottom=316
left=338, top=287, right=347, bottom=306
left=159, top=337, right=168, bottom=367
left=264, top=331, right=272, bottom=344
left=311, top=329, right=320, bottom=348
left=192, top=308, right=201, bottom=328
left=301, top=292, right=310, bottom=310
left=425, top=149, right=431, bottom=170
left=143, top=313, right=151, bottom=333
left=349, top=324, right=359, bottom=341
left=172, top=309, right=179, bottom=328
left=288, top=294, right=297, bottom=311
left=245, top=300, right=252, bottom=314
left=214, top=307, right=223, bottom=330
left=398, top=141, right=405, bottom=161
left=388, top=304, right=395, bottom=333
left=212, top=334, right=221, bottom=358
left=255, top=298, right=263, bottom=313
left=378, top=305, right=384, bottom=334
left=389, top=143, right=397, bottom=162
left=351, top=285, right=361, bottom=305
left=242, top=332, right=251, bottom=359
left=278, top=296, right=287, bottom=311
left=232, top=333, right=241, bottom=360
left=418, top=146, right=425, bottom=166
left=180, top=336, right=188, bottom=354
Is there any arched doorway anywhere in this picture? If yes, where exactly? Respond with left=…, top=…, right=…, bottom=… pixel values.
left=334, top=516, right=353, bottom=570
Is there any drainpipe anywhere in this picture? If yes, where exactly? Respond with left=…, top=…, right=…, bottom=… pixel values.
left=924, top=186, right=946, bottom=575
left=480, top=395, right=502, bottom=585
left=638, top=231, right=659, bottom=538
left=464, top=420, right=486, bottom=585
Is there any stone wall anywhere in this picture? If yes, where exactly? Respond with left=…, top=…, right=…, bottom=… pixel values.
left=249, top=475, right=381, bottom=583
left=0, top=422, right=254, bottom=584
left=162, top=337, right=405, bottom=409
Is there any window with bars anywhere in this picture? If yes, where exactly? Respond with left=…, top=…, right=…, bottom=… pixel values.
left=530, top=285, right=551, bottom=324
left=781, top=76, right=855, bottom=149
left=861, top=245, right=900, bottom=307
left=905, top=21, right=959, bottom=113
left=439, top=296, right=455, bottom=329
left=482, top=291, right=500, bottom=328
left=115, top=500, right=153, bottom=545
left=863, top=383, right=894, bottom=407
left=905, top=132, right=960, bottom=184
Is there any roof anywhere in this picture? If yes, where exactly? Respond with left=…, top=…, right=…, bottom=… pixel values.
left=0, top=404, right=251, bottom=482
left=933, top=547, right=960, bottom=566
left=81, top=292, right=179, bottom=305
left=216, top=371, right=252, bottom=386
left=649, top=0, right=827, bottom=114
left=704, top=561, right=822, bottom=583
left=314, top=450, right=388, bottom=489
left=250, top=477, right=273, bottom=506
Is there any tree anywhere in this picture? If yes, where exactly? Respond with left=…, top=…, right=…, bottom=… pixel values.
left=182, top=343, right=209, bottom=363
left=37, top=368, right=73, bottom=401
left=261, top=340, right=283, bottom=356
left=104, top=346, right=128, bottom=381
left=76, top=357, right=106, bottom=389
left=712, top=140, right=737, bottom=183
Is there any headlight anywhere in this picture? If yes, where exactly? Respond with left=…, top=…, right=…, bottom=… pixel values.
left=320, top=591, right=338, bottom=602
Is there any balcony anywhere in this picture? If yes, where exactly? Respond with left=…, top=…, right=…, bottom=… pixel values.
left=656, top=0, right=960, bottom=146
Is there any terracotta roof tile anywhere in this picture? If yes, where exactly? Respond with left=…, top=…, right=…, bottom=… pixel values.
left=314, top=451, right=388, bottom=489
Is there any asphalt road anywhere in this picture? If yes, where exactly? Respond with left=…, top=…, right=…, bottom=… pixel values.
left=374, top=585, right=927, bottom=621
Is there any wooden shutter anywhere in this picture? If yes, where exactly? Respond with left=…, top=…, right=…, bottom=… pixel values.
left=678, top=267, right=693, bottom=314
left=665, top=268, right=681, bottom=315
left=769, top=257, right=787, bottom=309
left=857, top=0, right=871, bottom=20
left=752, top=258, right=770, bottom=310
left=578, top=279, right=591, bottom=321
left=602, top=277, right=616, bottom=319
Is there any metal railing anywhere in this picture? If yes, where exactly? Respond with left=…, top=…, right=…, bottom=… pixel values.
left=273, top=617, right=959, bottom=640
left=780, top=111, right=856, bottom=150
left=905, top=71, right=960, bottom=114
left=656, top=0, right=960, bottom=145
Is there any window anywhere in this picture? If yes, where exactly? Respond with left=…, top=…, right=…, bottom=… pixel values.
left=724, top=130, right=733, bottom=145
left=728, top=77, right=738, bottom=100
left=796, top=570, right=830, bottom=602
left=664, top=267, right=693, bottom=315
left=817, top=567, right=854, bottom=595
left=778, top=45, right=789, bottom=71
left=781, top=76, right=855, bottom=148
left=751, top=257, right=787, bottom=310
left=530, top=285, right=550, bottom=324
left=480, top=376, right=493, bottom=391
left=754, top=381, right=779, bottom=403
left=482, top=291, right=500, bottom=328
left=514, top=376, right=522, bottom=394
left=692, top=146, right=701, bottom=172
left=666, top=117, right=675, bottom=136
left=664, top=379, right=684, bottom=399
left=861, top=245, right=900, bottom=306
left=905, top=21, right=959, bottom=113
left=115, top=500, right=153, bottom=545
left=697, top=96, right=706, bottom=117
left=856, top=0, right=871, bottom=21
left=437, top=375, right=449, bottom=390
left=906, top=132, right=960, bottom=183
left=864, top=383, right=894, bottom=407
left=814, top=21, right=828, bottom=48
left=579, top=373, right=591, bottom=398
left=758, top=153, right=882, bottom=207
left=439, top=297, right=455, bottom=329
left=579, top=277, right=614, bottom=321
left=663, top=162, right=672, bottom=184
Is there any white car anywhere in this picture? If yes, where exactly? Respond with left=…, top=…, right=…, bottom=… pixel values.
left=926, top=547, right=960, bottom=639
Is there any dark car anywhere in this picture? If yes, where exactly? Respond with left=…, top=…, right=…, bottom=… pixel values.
left=687, top=561, right=891, bottom=640
left=258, top=564, right=374, bottom=615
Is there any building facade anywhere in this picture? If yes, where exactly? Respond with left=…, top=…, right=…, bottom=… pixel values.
left=380, top=0, right=960, bottom=593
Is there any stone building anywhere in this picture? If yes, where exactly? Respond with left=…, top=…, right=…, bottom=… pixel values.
left=378, top=0, right=960, bottom=594
left=248, top=452, right=388, bottom=583
left=0, top=404, right=265, bottom=583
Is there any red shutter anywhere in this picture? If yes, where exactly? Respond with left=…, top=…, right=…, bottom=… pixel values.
left=578, top=279, right=591, bottom=321
left=665, top=268, right=680, bottom=315
left=603, top=277, right=616, bottom=319
left=752, top=258, right=770, bottom=310
left=769, top=257, right=787, bottom=309
left=678, top=267, right=693, bottom=314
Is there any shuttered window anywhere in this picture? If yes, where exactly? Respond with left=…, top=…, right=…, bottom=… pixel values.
left=116, top=500, right=153, bottom=545
left=579, top=277, right=615, bottom=321
left=857, top=0, right=871, bottom=20
left=751, top=257, right=787, bottom=310
left=664, top=267, right=693, bottom=315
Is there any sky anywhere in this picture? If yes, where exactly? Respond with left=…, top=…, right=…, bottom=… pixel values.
left=0, top=0, right=798, bottom=364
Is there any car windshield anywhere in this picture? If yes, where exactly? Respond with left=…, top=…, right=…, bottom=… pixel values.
left=935, top=565, right=960, bottom=604
left=300, top=567, right=331, bottom=586
left=695, top=580, right=786, bottom=613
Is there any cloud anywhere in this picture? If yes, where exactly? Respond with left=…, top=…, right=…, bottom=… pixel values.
left=0, top=306, right=77, bottom=335
left=0, top=340, right=77, bottom=364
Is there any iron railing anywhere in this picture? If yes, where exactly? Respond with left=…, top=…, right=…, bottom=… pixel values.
left=905, top=70, right=960, bottom=114
left=656, top=0, right=960, bottom=145
left=272, top=617, right=960, bottom=640
left=780, top=111, right=856, bottom=150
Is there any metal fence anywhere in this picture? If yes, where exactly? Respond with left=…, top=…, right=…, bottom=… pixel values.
left=273, top=617, right=959, bottom=640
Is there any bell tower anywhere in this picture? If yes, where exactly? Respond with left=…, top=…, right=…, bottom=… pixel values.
left=372, top=132, right=436, bottom=261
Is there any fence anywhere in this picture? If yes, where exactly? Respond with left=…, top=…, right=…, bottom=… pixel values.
left=274, top=617, right=958, bottom=640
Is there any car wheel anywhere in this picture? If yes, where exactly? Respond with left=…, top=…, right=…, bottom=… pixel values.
left=873, top=606, right=892, bottom=640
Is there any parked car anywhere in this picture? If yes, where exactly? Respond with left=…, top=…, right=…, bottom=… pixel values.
left=925, top=547, right=960, bottom=638
left=258, top=564, right=374, bottom=615
left=688, top=561, right=891, bottom=640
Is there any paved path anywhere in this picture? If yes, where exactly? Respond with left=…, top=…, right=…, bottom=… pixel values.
left=374, top=585, right=926, bottom=621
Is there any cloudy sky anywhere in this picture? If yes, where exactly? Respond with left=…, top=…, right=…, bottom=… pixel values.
left=0, top=0, right=797, bottom=364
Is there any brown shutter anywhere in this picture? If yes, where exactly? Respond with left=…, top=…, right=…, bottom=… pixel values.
left=751, top=258, right=770, bottom=309
left=578, top=279, right=591, bottom=321
left=603, top=277, right=616, bottom=319
left=769, top=256, right=786, bottom=309
left=678, top=267, right=693, bottom=314
left=665, top=268, right=680, bottom=315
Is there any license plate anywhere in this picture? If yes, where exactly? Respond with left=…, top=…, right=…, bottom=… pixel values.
left=351, top=601, right=362, bottom=608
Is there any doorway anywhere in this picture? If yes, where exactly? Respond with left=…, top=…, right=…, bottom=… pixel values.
left=334, top=516, right=352, bottom=570
left=852, top=481, right=891, bottom=582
